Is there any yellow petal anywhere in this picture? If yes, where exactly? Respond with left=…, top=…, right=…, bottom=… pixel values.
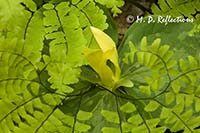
left=90, top=26, right=120, bottom=79
left=83, top=48, right=114, bottom=88
left=83, top=27, right=122, bottom=90
left=90, top=26, right=116, bottom=52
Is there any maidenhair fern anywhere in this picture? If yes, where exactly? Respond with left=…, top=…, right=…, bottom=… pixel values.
left=119, top=37, right=200, bottom=133
left=0, top=0, right=107, bottom=132
left=151, top=0, right=200, bottom=34
left=95, top=0, right=124, bottom=16
left=151, top=0, right=200, bottom=18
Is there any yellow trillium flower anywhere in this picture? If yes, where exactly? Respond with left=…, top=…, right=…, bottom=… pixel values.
left=83, top=26, right=121, bottom=90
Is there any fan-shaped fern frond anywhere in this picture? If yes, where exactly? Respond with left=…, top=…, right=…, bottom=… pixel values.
left=0, top=0, right=107, bottom=132
left=151, top=0, right=200, bottom=23
left=95, top=0, right=124, bottom=16
left=118, top=37, right=200, bottom=132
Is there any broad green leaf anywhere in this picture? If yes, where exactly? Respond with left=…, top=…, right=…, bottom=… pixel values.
left=119, top=16, right=199, bottom=59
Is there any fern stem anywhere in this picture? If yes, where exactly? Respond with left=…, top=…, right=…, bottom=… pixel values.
left=135, top=104, right=151, bottom=133
left=115, top=96, right=123, bottom=133
left=0, top=92, right=48, bottom=122
left=35, top=105, right=58, bottom=132
left=172, top=67, right=200, bottom=82
left=72, top=91, right=84, bottom=133
left=172, top=111, right=194, bottom=133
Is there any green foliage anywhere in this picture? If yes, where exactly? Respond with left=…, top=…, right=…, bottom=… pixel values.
left=1, top=0, right=200, bottom=133
left=95, top=0, right=124, bottom=16
left=151, top=0, right=200, bottom=20
left=0, top=0, right=107, bottom=132
left=119, top=35, right=200, bottom=132
left=151, top=0, right=200, bottom=34
left=119, top=16, right=200, bottom=58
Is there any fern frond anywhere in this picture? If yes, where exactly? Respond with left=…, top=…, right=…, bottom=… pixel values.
left=0, top=0, right=107, bottom=132
left=0, top=0, right=36, bottom=39
left=41, top=1, right=108, bottom=94
left=0, top=0, right=25, bottom=22
left=122, top=37, right=174, bottom=98
left=95, top=0, right=124, bottom=16
left=119, top=37, right=200, bottom=132
left=151, top=0, right=200, bottom=23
